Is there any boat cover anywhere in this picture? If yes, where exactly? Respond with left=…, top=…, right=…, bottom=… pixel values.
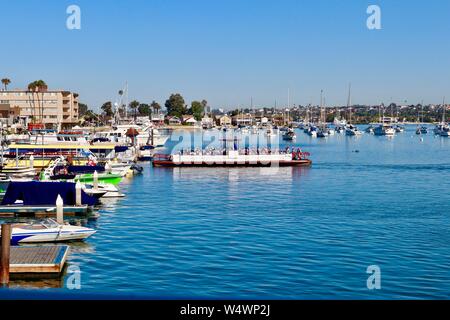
left=1, top=181, right=97, bottom=206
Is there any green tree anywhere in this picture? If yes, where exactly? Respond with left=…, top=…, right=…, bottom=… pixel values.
left=78, top=103, right=88, bottom=117
left=190, top=101, right=204, bottom=121
left=165, top=93, right=186, bottom=118
left=1, top=78, right=11, bottom=90
left=129, top=100, right=140, bottom=120
left=138, top=103, right=151, bottom=117
left=101, top=101, right=114, bottom=117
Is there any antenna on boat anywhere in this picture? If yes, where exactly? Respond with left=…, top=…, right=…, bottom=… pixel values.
left=347, top=83, right=352, bottom=124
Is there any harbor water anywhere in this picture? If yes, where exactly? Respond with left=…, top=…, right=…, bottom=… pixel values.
left=4, top=125, right=450, bottom=299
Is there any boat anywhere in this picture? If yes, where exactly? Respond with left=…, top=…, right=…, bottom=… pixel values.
left=137, top=145, right=155, bottom=161
left=374, top=124, right=396, bottom=136
left=365, top=125, right=375, bottom=134
left=434, top=99, right=449, bottom=136
left=394, top=125, right=405, bottom=133
left=0, top=181, right=97, bottom=207
left=74, top=172, right=122, bottom=185
left=416, top=126, right=428, bottom=135
left=4, top=218, right=96, bottom=245
left=282, top=128, right=296, bottom=141
left=345, top=124, right=362, bottom=136
left=153, top=138, right=312, bottom=167
left=344, top=84, right=362, bottom=136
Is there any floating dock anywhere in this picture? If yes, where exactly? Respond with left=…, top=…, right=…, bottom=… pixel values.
left=0, top=205, right=90, bottom=217
left=10, top=245, right=69, bottom=274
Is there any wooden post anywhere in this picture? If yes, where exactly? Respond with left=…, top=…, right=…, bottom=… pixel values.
left=93, top=170, right=99, bottom=190
left=75, top=181, right=82, bottom=206
left=0, top=224, right=12, bottom=286
left=56, top=195, right=64, bottom=224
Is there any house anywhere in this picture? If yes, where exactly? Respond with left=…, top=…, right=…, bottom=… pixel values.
left=216, top=115, right=232, bottom=126
left=151, top=113, right=165, bottom=125
left=182, top=115, right=198, bottom=126
left=166, top=116, right=181, bottom=125
left=231, top=114, right=253, bottom=126
left=201, top=116, right=214, bottom=128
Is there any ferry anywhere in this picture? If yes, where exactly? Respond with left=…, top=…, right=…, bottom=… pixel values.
left=153, top=147, right=312, bottom=167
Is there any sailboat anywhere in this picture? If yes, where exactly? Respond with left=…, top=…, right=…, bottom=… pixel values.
left=317, top=90, right=328, bottom=138
left=374, top=104, right=395, bottom=136
left=344, top=84, right=362, bottom=136
left=434, top=98, right=450, bottom=136
left=416, top=102, right=428, bottom=135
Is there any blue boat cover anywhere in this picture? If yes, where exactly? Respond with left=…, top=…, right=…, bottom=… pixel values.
left=54, top=165, right=105, bottom=174
left=1, top=181, right=97, bottom=206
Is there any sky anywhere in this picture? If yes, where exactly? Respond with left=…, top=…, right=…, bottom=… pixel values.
left=1, top=0, right=450, bottom=111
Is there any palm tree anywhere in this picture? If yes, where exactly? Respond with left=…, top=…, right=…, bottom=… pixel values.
left=27, top=80, right=48, bottom=123
left=1, top=78, right=11, bottom=90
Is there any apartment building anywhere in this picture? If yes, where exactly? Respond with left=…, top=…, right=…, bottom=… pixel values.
left=0, top=89, right=79, bottom=128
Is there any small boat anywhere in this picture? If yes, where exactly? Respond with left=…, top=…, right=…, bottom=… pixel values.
left=365, top=125, right=375, bottom=134
left=75, top=172, right=122, bottom=185
left=416, top=126, right=428, bottom=135
left=394, top=125, right=405, bottom=133
left=374, top=124, right=395, bottom=136
left=345, top=124, right=362, bottom=136
left=5, top=218, right=96, bottom=245
left=282, top=128, right=296, bottom=141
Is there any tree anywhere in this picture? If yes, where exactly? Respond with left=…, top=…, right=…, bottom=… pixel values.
left=1, top=78, right=11, bottom=90
left=201, top=99, right=208, bottom=113
left=129, top=100, right=140, bottom=120
left=101, top=101, right=114, bottom=117
left=190, top=101, right=204, bottom=121
left=138, top=103, right=151, bottom=117
left=27, top=80, right=47, bottom=123
left=78, top=103, right=89, bottom=117
left=165, top=93, right=186, bottom=118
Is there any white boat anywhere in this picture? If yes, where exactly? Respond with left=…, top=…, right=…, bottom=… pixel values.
left=282, top=128, right=296, bottom=140
left=374, top=124, right=395, bottom=136
left=345, top=124, right=362, bottom=136
left=4, top=218, right=96, bottom=244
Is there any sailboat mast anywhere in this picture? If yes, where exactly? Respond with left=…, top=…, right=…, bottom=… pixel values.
left=347, top=83, right=352, bottom=124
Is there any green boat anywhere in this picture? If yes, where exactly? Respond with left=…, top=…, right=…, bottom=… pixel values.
left=75, top=173, right=123, bottom=185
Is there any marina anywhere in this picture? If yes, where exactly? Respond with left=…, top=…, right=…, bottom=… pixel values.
left=1, top=123, right=450, bottom=298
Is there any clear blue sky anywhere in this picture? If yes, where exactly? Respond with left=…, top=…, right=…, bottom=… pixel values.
left=1, top=0, right=449, bottom=111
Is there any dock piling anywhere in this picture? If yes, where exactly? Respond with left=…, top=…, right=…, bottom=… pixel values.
left=56, top=195, right=64, bottom=224
left=93, top=170, right=99, bottom=190
left=75, top=181, right=82, bottom=206
left=0, top=224, right=12, bottom=286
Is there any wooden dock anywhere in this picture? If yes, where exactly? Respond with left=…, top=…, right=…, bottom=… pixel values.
left=10, top=245, right=69, bottom=274
left=0, top=205, right=90, bottom=217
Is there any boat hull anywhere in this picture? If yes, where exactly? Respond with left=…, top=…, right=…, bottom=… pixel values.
left=153, top=159, right=312, bottom=167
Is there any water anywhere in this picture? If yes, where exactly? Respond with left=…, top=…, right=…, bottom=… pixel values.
left=4, top=125, right=450, bottom=299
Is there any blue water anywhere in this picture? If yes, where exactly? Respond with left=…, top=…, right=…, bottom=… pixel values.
left=4, top=125, right=450, bottom=299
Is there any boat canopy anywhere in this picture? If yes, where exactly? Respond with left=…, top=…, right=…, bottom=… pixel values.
left=1, top=181, right=97, bottom=206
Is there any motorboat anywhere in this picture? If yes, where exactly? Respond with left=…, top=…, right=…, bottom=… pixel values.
left=4, top=218, right=96, bottom=245
left=345, top=124, right=362, bottom=136
left=374, top=124, right=395, bottom=136
left=365, top=125, right=375, bottom=134
left=282, top=128, right=296, bottom=141
left=394, top=125, right=405, bottom=133
left=416, top=126, right=428, bottom=135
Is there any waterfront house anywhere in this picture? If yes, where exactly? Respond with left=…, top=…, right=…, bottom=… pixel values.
left=201, top=116, right=214, bottom=128
left=182, top=115, right=197, bottom=126
left=232, top=114, right=253, bottom=126
left=216, top=115, right=232, bottom=126
left=167, top=116, right=181, bottom=125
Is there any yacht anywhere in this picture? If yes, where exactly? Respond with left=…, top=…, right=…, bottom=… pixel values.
left=374, top=124, right=396, bottom=136
left=345, top=124, right=362, bottom=136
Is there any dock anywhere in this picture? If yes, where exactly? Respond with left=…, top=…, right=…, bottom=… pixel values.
left=10, top=245, right=69, bottom=274
left=0, top=205, right=90, bottom=217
